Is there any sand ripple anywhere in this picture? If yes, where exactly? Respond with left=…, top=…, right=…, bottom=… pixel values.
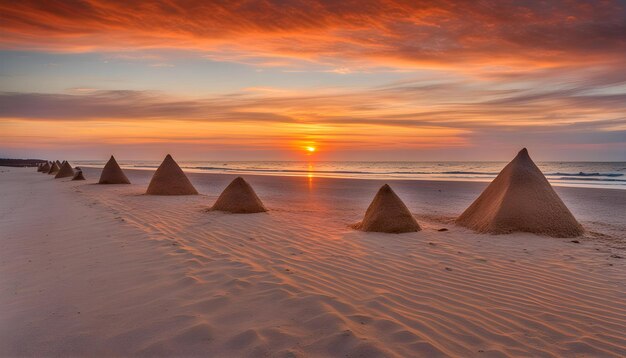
left=1, top=168, right=625, bottom=357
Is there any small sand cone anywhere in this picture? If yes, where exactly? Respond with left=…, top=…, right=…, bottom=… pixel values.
left=72, top=171, right=86, bottom=181
left=36, top=163, right=42, bottom=172
left=146, top=154, right=198, bottom=195
left=456, top=148, right=583, bottom=237
left=98, top=155, right=130, bottom=184
left=211, top=177, right=267, bottom=213
left=55, top=161, right=75, bottom=179
left=41, top=162, right=51, bottom=173
left=354, top=184, right=421, bottom=233
left=47, top=161, right=60, bottom=175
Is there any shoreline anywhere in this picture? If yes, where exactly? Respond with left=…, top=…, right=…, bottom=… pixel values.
left=77, top=164, right=626, bottom=190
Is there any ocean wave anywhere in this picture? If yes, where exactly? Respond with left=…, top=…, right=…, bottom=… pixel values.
left=190, top=167, right=502, bottom=176
left=123, top=162, right=625, bottom=182
left=132, top=165, right=159, bottom=168
left=192, top=166, right=377, bottom=175
left=76, top=162, right=626, bottom=188
left=189, top=166, right=624, bottom=178
left=189, top=166, right=624, bottom=179
left=440, top=171, right=498, bottom=175
left=557, top=177, right=626, bottom=183
left=551, top=172, right=623, bottom=177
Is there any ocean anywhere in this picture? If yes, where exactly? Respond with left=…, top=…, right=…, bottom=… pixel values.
left=74, top=160, right=626, bottom=190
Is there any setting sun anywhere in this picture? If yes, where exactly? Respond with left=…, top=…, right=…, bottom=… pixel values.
left=306, top=146, right=316, bottom=153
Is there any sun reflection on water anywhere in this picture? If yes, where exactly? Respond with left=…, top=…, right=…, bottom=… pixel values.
left=307, top=162, right=314, bottom=190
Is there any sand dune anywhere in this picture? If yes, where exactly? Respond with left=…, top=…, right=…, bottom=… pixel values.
left=1, top=167, right=625, bottom=357
left=46, top=161, right=59, bottom=175
left=211, top=177, right=267, bottom=213
left=54, top=161, right=75, bottom=179
left=146, top=154, right=198, bottom=195
left=98, top=155, right=130, bottom=184
left=40, top=162, right=50, bottom=173
left=354, top=184, right=421, bottom=233
left=457, top=148, right=583, bottom=237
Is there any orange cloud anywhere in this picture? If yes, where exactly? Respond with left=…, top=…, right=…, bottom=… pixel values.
left=0, top=116, right=468, bottom=161
left=1, top=71, right=624, bottom=160
left=1, top=0, right=624, bottom=69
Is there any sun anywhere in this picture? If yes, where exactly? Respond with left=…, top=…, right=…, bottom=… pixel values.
left=306, top=146, right=316, bottom=153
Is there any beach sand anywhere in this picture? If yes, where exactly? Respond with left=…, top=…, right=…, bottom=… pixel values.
left=1, top=166, right=625, bottom=357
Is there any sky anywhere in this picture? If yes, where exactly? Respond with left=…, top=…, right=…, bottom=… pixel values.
left=1, top=0, right=625, bottom=161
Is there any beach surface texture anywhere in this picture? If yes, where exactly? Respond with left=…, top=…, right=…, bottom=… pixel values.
left=1, top=166, right=625, bottom=357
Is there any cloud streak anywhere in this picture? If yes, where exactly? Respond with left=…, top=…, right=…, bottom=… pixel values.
left=2, top=85, right=623, bottom=127
left=1, top=67, right=624, bottom=159
left=1, top=0, right=625, bottom=69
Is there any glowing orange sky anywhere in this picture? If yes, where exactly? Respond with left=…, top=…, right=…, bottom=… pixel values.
left=0, top=0, right=625, bottom=160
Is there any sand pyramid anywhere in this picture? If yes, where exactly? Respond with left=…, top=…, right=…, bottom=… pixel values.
left=47, top=161, right=60, bottom=175
left=98, top=155, right=130, bottom=184
left=72, top=170, right=85, bottom=181
left=211, top=177, right=267, bottom=213
left=41, top=162, right=51, bottom=173
left=146, top=154, right=198, bottom=195
left=456, top=148, right=583, bottom=237
left=55, top=161, right=75, bottom=179
left=354, top=184, right=421, bottom=233
left=36, top=163, right=43, bottom=172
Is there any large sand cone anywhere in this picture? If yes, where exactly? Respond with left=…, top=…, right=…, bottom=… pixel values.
left=47, top=161, right=60, bottom=175
left=146, top=154, right=198, bottom=195
left=354, top=184, right=421, bottom=233
left=211, top=177, right=267, bottom=213
left=98, top=156, right=130, bottom=184
left=55, top=161, right=75, bottom=179
left=41, top=162, right=51, bottom=173
left=72, top=170, right=85, bottom=181
left=456, top=148, right=583, bottom=237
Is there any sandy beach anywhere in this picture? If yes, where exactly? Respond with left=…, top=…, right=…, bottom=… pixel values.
left=1, top=166, right=625, bottom=357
